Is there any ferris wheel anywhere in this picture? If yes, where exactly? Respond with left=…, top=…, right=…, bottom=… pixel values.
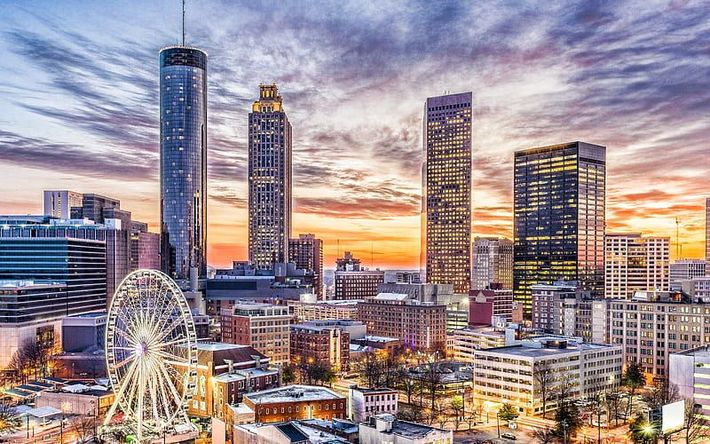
left=104, top=269, right=198, bottom=442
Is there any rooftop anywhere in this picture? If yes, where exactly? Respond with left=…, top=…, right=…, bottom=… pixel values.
left=372, top=293, right=409, bottom=301
left=351, top=386, right=397, bottom=394
left=196, top=342, right=250, bottom=352
left=0, top=280, right=66, bottom=289
left=674, top=345, right=710, bottom=358
left=366, top=414, right=449, bottom=438
left=245, top=385, right=344, bottom=404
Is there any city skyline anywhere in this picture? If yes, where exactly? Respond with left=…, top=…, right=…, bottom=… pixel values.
left=0, top=1, right=708, bottom=269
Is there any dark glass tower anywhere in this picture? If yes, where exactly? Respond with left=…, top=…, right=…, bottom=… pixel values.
left=513, top=141, right=606, bottom=318
left=248, top=84, right=292, bottom=269
left=160, top=46, right=207, bottom=280
left=422, top=92, right=473, bottom=294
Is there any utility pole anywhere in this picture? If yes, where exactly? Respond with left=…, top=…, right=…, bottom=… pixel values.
left=676, top=217, right=681, bottom=258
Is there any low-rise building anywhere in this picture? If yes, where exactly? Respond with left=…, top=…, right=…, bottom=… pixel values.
left=35, top=384, right=114, bottom=416
left=291, top=320, right=364, bottom=372
left=220, top=302, right=291, bottom=366
left=188, top=342, right=279, bottom=421
left=233, top=420, right=350, bottom=444
left=358, top=414, right=453, bottom=444
left=241, top=385, right=346, bottom=423
left=349, top=386, right=398, bottom=423
left=680, top=277, right=710, bottom=302
left=357, top=293, right=446, bottom=352
left=446, top=327, right=508, bottom=363
left=473, top=338, right=622, bottom=416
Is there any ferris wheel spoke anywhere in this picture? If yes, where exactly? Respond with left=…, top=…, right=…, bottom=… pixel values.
left=112, top=353, right=137, bottom=371
left=155, top=359, right=186, bottom=408
left=152, top=315, right=188, bottom=345
left=154, top=348, right=188, bottom=365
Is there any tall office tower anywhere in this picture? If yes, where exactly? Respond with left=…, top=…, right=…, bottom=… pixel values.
left=472, top=237, right=514, bottom=290
left=422, top=92, right=472, bottom=294
left=288, top=234, right=323, bottom=299
left=43, top=190, right=83, bottom=219
left=159, top=46, right=208, bottom=280
left=513, top=142, right=606, bottom=318
left=1, top=216, right=129, bottom=303
left=248, top=84, right=292, bottom=270
left=706, top=197, right=710, bottom=267
left=605, top=233, right=669, bottom=298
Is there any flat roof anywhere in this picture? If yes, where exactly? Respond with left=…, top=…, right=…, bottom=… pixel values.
left=674, top=345, right=710, bottom=358
left=196, top=342, right=250, bottom=352
left=246, top=385, right=344, bottom=404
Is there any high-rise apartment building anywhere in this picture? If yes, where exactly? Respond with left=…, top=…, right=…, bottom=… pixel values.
left=43, top=190, right=83, bottom=219
left=219, top=303, right=291, bottom=366
left=159, top=46, right=208, bottom=280
left=472, top=237, right=513, bottom=290
left=605, top=233, right=669, bottom=298
left=513, top=142, right=606, bottom=318
left=334, top=252, right=384, bottom=300
left=422, top=92, right=472, bottom=294
left=248, top=84, right=292, bottom=270
left=288, top=234, right=323, bottom=299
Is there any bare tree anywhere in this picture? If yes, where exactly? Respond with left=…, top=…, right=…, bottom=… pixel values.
left=605, top=392, right=625, bottom=427
left=0, top=401, right=21, bottom=437
left=421, top=361, right=442, bottom=411
left=71, top=415, right=97, bottom=443
left=534, top=360, right=556, bottom=419
left=644, top=379, right=680, bottom=412
left=532, top=427, right=557, bottom=443
left=682, top=400, right=710, bottom=444
left=353, top=350, right=383, bottom=387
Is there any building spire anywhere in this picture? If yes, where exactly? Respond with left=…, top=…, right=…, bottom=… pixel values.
left=182, top=0, right=186, bottom=46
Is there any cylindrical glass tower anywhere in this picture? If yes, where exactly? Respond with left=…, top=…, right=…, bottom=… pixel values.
left=159, top=46, right=207, bottom=281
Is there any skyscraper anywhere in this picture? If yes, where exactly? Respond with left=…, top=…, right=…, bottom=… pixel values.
left=159, top=46, right=208, bottom=280
left=706, top=197, right=710, bottom=266
left=513, top=142, right=606, bottom=318
left=472, top=237, right=514, bottom=290
left=248, top=84, right=292, bottom=269
left=289, top=234, right=323, bottom=299
left=422, top=92, right=472, bottom=294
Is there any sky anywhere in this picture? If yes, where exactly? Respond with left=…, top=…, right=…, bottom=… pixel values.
left=0, top=0, right=708, bottom=269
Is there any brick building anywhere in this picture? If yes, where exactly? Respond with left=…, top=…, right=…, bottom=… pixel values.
left=242, top=385, right=346, bottom=423
left=289, top=234, right=324, bottom=299
left=357, top=293, right=446, bottom=352
left=290, top=320, right=364, bottom=372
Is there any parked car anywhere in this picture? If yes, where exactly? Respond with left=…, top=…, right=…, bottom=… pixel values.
left=501, top=432, right=517, bottom=440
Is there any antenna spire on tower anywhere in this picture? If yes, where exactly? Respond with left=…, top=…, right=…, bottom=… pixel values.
left=182, top=0, right=186, bottom=46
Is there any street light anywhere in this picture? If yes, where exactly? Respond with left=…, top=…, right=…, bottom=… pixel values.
left=496, top=411, right=501, bottom=438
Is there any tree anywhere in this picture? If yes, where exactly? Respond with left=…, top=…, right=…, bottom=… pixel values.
left=281, top=363, right=297, bottom=385
left=421, top=361, right=442, bottom=411
left=7, top=339, right=52, bottom=384
left=398, top=370, right=419, bottom=404
left=623, top=361, right=645, bottom=419
left=498, top=403, right=519, bottom=423
left=534, top=360, right=556, bottom=419
left=353, top=350, right=384, bottom=388
left=532, top=427, right=557, bottom=444
left=449, top=396, right=465, bottom=431
left=644, top=379, right=680, bottom=412
left=554, top=398, right=582, bottom=444
left=0, top=401, right=21, bottom=437
left=605, top=392, right=626, bottom=426
left=681, top=399, right=710, bottom=444
left=629, top=413, right=659, bottom=444
left=71, top=415, right=97, bottom=443
left=302, top=361, right=335, bottom=386
left=586, top=392, right=607, bottom=444
left=397, top=403, right=424, bottom=423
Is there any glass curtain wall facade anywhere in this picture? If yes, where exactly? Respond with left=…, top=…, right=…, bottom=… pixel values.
left=422, top=92, right=472, bottom=294
left=0, top=238, right=107, bottom=315
left=160, top=46, right=208, bottom=280
left=513, top=142, right=605, bottom=318
left=248, top=84, right=292, bottom=269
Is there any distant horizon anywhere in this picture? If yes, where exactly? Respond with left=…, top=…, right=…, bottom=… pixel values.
left=1, top=1, right=707, bottom=269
